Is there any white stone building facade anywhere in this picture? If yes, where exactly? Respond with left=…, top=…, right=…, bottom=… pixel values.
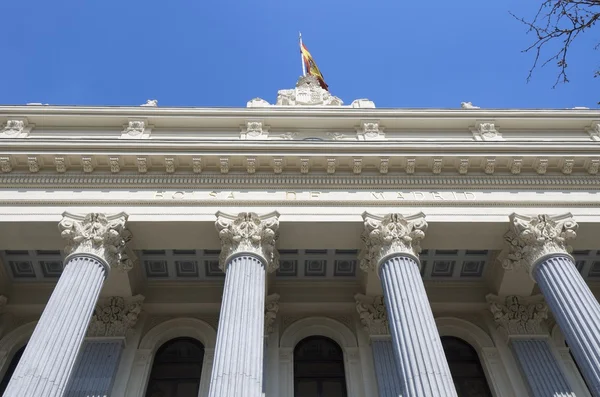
left=0, top=77, right=599, bottom=396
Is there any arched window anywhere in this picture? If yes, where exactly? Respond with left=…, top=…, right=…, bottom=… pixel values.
left=145, top=337, right=204, bottom=397
left=294, top=336, right=347, bottom=397
left=0, top=345, right=26, bottom=394
left=442, top=336, right=492, bottom=397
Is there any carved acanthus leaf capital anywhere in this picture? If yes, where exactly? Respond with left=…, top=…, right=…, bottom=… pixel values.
left=355, top=294, right=389, bottom=336
left=215, top=211, right=280, bottom=272
left=359, top=212, right=427, bottom=272
left=501, top=213, right=577, bottom=274
left=88, top=295, right=144, bottom=337
left=487, top=294, right=548, bottom=336
left=264, top=293, right=280, bottom=336
left=59, top=212, right=133, bottom=271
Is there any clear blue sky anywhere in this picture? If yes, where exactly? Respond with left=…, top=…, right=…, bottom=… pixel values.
left=1, top=0, right=597, bottom=108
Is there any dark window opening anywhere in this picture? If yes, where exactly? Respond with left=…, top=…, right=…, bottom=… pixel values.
left=442, top=336, right=493, bottom=397
left=0, top=345, right=26, bottom=394
left=294, top=336, right=347, bottom=397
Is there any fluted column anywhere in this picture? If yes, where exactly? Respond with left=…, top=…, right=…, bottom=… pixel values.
left=488, top=294, right=575, bottom=396
left=360, top=212, right=458, bottom=397
left=208, top=211, right=279, bottom=397
left=4, top=212, right=131, bottom=397
left=355, top=294, right=402, bottom=397
left=502, top=213, right=600, bottom=396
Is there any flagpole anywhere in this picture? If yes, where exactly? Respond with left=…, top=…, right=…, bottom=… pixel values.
left=299, top=32, right=306, bottom=76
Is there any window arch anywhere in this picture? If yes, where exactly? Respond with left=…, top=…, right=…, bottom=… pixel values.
left=441, top=336, right=492, bottom=397
left=0, top=345, right=25, bottom=394
left=294, top=336, right=347, bottom=397
left=145, top=337, right=205, bottom=397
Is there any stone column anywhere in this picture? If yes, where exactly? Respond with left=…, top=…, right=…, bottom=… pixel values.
left=4, top=212, right=131, bottom=397
left=65, top=295, right=144, bottom=396
left=488, top=294, right=576, bottom=397
left=355, top=294, right=403, bottom=397
left=502, top=213, right=600, bottom=396
left=360, top=212, right=458, bottom=397
left=208, top=212, right=279, bottom=397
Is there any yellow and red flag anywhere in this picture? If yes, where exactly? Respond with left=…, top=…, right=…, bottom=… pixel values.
left=300, top=41, right=329, bottom=91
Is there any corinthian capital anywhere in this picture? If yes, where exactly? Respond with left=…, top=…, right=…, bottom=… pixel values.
left=501, top=213, right=577, bottom=274
left=264, top=293, right=280, bottom=336
left=215, top=211, right=280, bottom=272
left=359, top=212, right=427, bottom=272
left=87, top=295, right=144, bottom=337
left=355, top=294, right=390, bottom=336
left=487, top=294, right=548, bottom=337
left=59, top=212, right=132, bottom=271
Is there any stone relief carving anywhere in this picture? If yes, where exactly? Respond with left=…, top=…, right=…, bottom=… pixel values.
left=487, top=294, right=548, bottom=336
left=54, top=157, right=66, bottom=173
left=192, top=158, right=202, bottom=173
left=586, top=121, right=600, bottom=141
left=264, top=293, right=280, bottom=336
left=461, top=101, right=480, bottom=109
left=215, top=211, right=280, bottom=272
left=279, top=132, right=298, bottom=140
left=355, top=294, right=389, bottom=336
left=59, top=212, right=133, bottom=271
left=432, top=158, right=443, bottom=174
left=88, top=295, right=144, bottom=337
left=353, top=158, right=362, bottom=174
left=242, top=121, right=269, bottom=140
left=357, top=120, right=384, bottom=141
left=276, top=75, right=343, bottom=106
left=501, top=213, right=577, bottom=273
left=246, top=157, right=256, bottom=174
left=300, top=158, right=309, bottom=174
left=82, top=157, right=94, bottom=173
left=0, top=157, right=11, bottom=173
left=109, top=157, right=120, bottom=173
left=326, top=132, right=345, bottom=140
left=510, top=158, right=523, bottom=175
left=471, top=121, right=503, bottom=141
left=405, top=158, right=416, bottom=174
left=458, top=158, right=469, bottom=174
left=121, top=120, right=151, bottom=139
left=350, top=98, right=376, bottom=108
left=587, top=158, right=599, bottom=175
left=379, top=158, right=389, bottom=174
left=484, top=158, right=496, bottom=175
left=535, top=158, right=548, bottom=175
left=360, top=212, right=427, bottom=272
left=562, top=159, right=574, bottom=175
left=272, top=158, right=283, bottom=174
left=0, top=119, right=31, bottom=138
left=327, top=158, right=336, bottom=174
left=165, top=158, right=175, bottom=173
left=28, top=157, right=39, bottom=173
left=140, top=99, right=158, bottom=107
left=137, top=157, right=147, bottom=173
left=220, top=158, right=229, bottom=174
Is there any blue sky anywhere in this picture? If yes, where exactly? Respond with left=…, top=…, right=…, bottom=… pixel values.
left=0, top=0, right=597, bottom=108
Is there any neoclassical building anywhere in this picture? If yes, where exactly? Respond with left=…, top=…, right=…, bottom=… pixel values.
left=0, top=76, right=599, bottom=397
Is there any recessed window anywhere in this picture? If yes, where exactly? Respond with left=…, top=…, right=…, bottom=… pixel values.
left=294, top=336, right=347, bottom=397
left=442, top=336, right=492, bottom=397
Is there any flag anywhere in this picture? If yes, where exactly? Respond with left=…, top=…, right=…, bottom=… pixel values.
left=300, top=42, right=329, bottom=91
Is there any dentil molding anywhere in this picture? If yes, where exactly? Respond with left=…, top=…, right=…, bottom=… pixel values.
left=59, top=212, right=133, bottom=271
left=355, top=294, right=390, bottom=336
left=87, top=295, right=145, bottom=338
left=264, top=293, right=280, bottom=336
left=359, top=212, right=427, bottom=272
left=486, top=294, right=549, bottom=337
left=500, top=213, right=577, bottom=274
left=215, top=211, right=280, bottom=272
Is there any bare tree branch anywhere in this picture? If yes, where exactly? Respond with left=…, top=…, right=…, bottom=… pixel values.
left=512, top=0, right=600, bottom=87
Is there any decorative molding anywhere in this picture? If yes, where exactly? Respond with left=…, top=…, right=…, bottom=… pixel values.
left=0, top=157, right=11, bottom=173
left=273, top=75, right=344, bottom=106
left=561, top=158, right=574, bottom=175
left=357, top=120, right=384, bottom=140
left=586, top=158, right=599, bottom=175
left=272, top=158, right=283, bottom=174
left=220, top=158, right=229, bottom=174
left=379, top=158, right=389, bottom=174
left=109, top=157, right=120, bottom=173
left=264, top=293, right=280, bottom=336
left=510, top=158, right=523, bottom=175
left=486, top=294, right=548, bottom=336
left=28, top=156, right=39, bottom=173
left=353, top=158, right=362, bottom=174
left=326, top=132, right=345, bottom=141
left=54, top=157, right=66, bottom=173
left=165, top=158, right=175, bottom=173
left=82, top=157, right=94, bottom=173
left=500, top=213, right=577, bottom=273
left=535, top=158, right=548, bottom=175
left=121, top=120, right=151, bottom=139
left=327, top=158, right=336, bottom=174
left=215, top=211, right=280, bottom=272
left=246, top=157, right=256, bottom=174
left=59, top=212, right=133, bottom=271
left=300, top=158, right=309, bottom=174
left=137, top=157, right=147, bottom=173
left=458, top=158, right=469, bottom=174
left=359, top=212, right=427, bottom=272
left=192, top=158, right=202, bottom=173
left=471, top=121, right=503, bottom=141
left=0, top=118, right=32, bottom=138
left=242, top=120, right=269, bottom=140
left=87, top=295, right=144, bottom=337
left=586, top=121, right=600, bottom=141
left=484, top=158, right=496, bottom=175
left=405, top=158, right=416, bottom=174
left=355, top=294, right=389, bottom=336
left=432, top=158, right=443, bottom=174
left=279, top=132, right=297, bottom=140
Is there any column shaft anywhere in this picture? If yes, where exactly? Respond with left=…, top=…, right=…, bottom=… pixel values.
left=511, top=339, right=575, bottom=397
left=371, top=339, right=403, bottom=397
left=534, top=255, right=600, bottom=396
left=4, top=256, right=106, bottom=397
left=208, top=255, right=265, bottom=397
left=380, top=255, right=458, bottom=397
